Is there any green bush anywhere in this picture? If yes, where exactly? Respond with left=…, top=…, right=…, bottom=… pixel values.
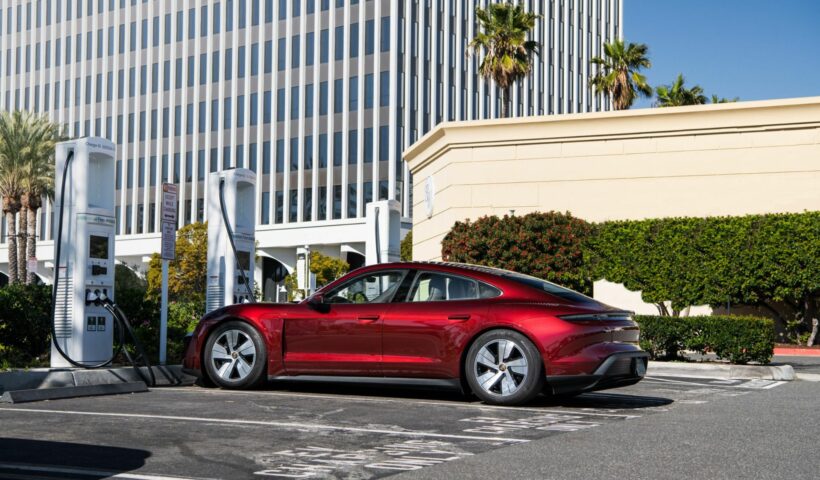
left=635, top=315, right=775, bottom=364
left=0, top=284, right=53, bottom=367
left=442, top=211, right=594, bottom=295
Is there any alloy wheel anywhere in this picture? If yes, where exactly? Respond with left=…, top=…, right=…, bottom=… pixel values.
left=210, top=329, right=257, bottom=381
left=473, top=338, right=529, bottom=396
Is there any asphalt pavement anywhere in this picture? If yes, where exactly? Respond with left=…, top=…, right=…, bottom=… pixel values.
left=0, top=373, right=815, bottom=479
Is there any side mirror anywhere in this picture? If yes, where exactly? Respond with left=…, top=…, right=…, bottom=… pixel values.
left=307, top=294, right=330, bottom=313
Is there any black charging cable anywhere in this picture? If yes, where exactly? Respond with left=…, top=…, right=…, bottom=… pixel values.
left=218, top=178, right=256, bottom=302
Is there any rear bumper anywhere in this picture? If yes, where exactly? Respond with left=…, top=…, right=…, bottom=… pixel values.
left=546, top=351, right=648, bottom=395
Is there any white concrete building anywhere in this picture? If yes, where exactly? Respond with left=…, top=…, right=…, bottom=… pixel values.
left=0, top=0, right=621, bottom=299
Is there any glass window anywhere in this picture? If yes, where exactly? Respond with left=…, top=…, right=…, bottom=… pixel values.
left=305, top=32, right=314, bottom=66
left=198, top=101, right=206, bottom=133
left=164, top=13, right=172, bottom=44
left=320, top=29, right=328, bottom=63
left=380, top=16, right=390, bottom=52
left=188, top=8, right=196, bottom=39
left=198, top=150, right=206, bottom=181
left=290, top=86, right=299, bottom=120
left=290, top=137, right=298, bottom=170
left=319, top=81, right=328, bottom=115
left=348, top=130, right=357, bottom=165
left=380, top=71, right=390, bottom=106
left=363, top=127, right=373, bottom=163
left=275, top=139, right=284, bottom=172
left=333, top=132, right=342, bottom=166
left=186, top=103, right=194, bottom=135
left=322, top=271, right=407, bottom=304
left=201, top=5, right=208, bottom=37
left=264, top=40, right=273, bottom=73
left=237, top=95, right=245, bottom=128
left=176, top=11, right=184, bottom=41
left=212, top=51, right=220, bottom=82
left=277, top=88, right=285, bottom=121
left=304, top=135, right=313, bottom=170
left=213, top=2, right=221, bottom=33
left=187, top=55, right=195, bottom=87
left=291, top=35, right=300, bottom=68
left=238, top=45, right=246, bottom=78
left=333, top=79, right=342, bottom=113
left=305, top=86, right=313, bottom=118
left=263, top=90, right=272, bottom=123
left=141, top=19, right=147, bottom=49
left=262, top=141, right=271, bottom=174
left=200, top=53, right=208, bottom=85
left=318, top=133, right=328, bottom=168
left=250, top=92, right=258, bottom=126
left=175, top=58, right=183, bottom=89
left=224, top=48, right=232, bottom=81
left=250, top=43, right=259, bottom=76
left=379, top=125, right=389, bottom=161
left=409, top=272, right=479, bottom=302
left=364, top=73, right=373, bottom=109
left=334, top=26, right=343, bottom=61
left=365, top=19, right=374, bottom=55
left=226, top=0, right=233, bottom=31
left=277, top=37, right=286, bottom=71
left=349, top=22, right=358, bottom=58
left=223, top=97, right=232, bottom=130
left=349, top=76, right=358, bottom=110
left=238, top=0, right=246, bottom=28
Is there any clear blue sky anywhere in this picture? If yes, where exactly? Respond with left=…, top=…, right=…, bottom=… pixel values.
left=625, top=0, right=820, bottom=108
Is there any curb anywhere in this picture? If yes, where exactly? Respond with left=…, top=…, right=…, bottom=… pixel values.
left=773, top=347, right=820, bottom=357
left=794, top=373, right=820, bottom=382
left=0, top=382, right=148, bottom=404
left=647, top=361, right=795, bottom=381
left=0, top=365, right=195, bottom=396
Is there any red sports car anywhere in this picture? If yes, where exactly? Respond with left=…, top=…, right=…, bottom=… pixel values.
left=183, top=262, right=648, bottom=405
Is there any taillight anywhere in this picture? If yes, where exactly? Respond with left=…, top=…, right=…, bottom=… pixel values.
left=558, top=311, right=634, bottom=322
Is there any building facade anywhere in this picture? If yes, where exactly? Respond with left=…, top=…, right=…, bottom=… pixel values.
left=0, top=0, right=622, bottom=298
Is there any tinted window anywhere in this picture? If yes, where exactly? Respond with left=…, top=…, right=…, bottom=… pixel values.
left=409, top=272, right=479, bottom=302
left=324, top=271, right=406, bottom=304
left=504, top=272, right=592, bottom=303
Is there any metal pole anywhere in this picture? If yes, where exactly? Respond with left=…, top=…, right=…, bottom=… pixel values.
left=160, top=258, right=169, bottom=365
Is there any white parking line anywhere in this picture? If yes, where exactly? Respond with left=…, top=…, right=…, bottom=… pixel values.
left=151, top=387, right=640, bottom=418
left=0, top=462, right=209, bottom=480
left=643, top=377, right=787, bottom=389
left=0, top=408, right=529, bottom=444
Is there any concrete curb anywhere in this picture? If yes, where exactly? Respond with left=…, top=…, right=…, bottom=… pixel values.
left=0, top=365, right=195, bottom=395
left=0, top=382, right=148, bottom=404
left=647, top=361, right=795, bottom=381
left=794, top=373, right=820, bottom=382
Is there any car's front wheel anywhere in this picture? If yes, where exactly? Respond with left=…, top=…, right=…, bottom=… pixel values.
left=465, top=330, right=544, bottom=405
left=204, top=321, right=267, bottom=389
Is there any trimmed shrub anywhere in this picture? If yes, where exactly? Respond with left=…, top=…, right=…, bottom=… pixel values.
left=442, top=211, right=594, bottom=295
left=0, top=284, right=53, bottom=367
left=635, top=315, right=775, bottom=364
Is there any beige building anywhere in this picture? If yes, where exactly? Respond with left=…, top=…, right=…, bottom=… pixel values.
left=404, top=97, right=820, bottom=312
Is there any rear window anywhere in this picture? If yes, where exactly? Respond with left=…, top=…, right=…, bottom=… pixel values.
left=503, top=272, right=595, bottom=304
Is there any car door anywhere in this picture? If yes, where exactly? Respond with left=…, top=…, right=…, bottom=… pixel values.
left=282, top=269, right=409, bottom=376
left=381, top=270, right=492, bottom=379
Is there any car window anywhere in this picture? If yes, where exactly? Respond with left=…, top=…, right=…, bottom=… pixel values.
left=324, top=271, right=406, bottom=304
left=408, top=272, right=482, bottom=302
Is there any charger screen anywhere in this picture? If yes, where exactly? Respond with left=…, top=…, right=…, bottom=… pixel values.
left=89, top=235, right=109, bottom=259
left=236, top=250, right=251, bottom=271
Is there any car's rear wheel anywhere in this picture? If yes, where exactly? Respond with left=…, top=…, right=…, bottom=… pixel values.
left=465, top=330, right=544, bottom=406
left=204, top=321, right=267, bottom=389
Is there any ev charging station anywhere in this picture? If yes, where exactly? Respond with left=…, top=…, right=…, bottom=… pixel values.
left=51, top=138, right=117, bottom=368
left=206, top=168, right=257, bottom=313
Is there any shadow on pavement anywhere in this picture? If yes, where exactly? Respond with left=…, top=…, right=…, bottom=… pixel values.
left=262, top=380, right=673, bottom=410
left=0, top=438, right=150, bottom=479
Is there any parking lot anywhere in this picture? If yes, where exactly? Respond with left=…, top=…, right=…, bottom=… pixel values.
left=0, top=373, right=801, bottom=480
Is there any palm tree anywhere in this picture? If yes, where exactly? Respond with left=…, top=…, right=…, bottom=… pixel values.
left=0, top=111, right=61, bottom=284
left=20, top=115, right=59, bottom=284
left=654, top=74, right=707, bottom=107
left=469, top=2, right=540, bottom=118
left=0, top=112, right=26, bottom=283
left=710, top=94, right=739, bottom=104
left=590, top=40, right=652, bottom=110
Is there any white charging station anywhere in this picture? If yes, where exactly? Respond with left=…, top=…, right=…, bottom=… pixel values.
left=51, top=138, right=117, bottom=368
left=206, top=168, right=257, bottom=313
left=365, top=200, right=402, bottom=265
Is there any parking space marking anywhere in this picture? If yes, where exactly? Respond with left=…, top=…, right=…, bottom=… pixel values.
left=642, top=377, right=788, bottom=389
left=0, top=408, right=529, bottom=444
left=151, top=387, right=641, bottom=418
left=0, top=463, right=209, bottom=480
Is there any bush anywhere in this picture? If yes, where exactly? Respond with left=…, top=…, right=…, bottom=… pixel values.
left=442, top=211, right=594, bottom=295
left=635, top=315, right=775, bottom=364
left=0, top=284, right=52, bottom=368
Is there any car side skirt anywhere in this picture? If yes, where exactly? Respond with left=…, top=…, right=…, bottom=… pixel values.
left=267, top=375, right=462, bottom=391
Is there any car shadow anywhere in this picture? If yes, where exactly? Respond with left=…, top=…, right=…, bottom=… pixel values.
left=0, top=438, right=151, bottom=479
left=261, top=381, right=673, bottom=410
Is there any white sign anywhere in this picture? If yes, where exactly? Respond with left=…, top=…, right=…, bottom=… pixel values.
left=161, top=183, right=179, bottom=224
left=424, top=175, right=435, bottom=219
left=160, top=221, right=177, bottom=260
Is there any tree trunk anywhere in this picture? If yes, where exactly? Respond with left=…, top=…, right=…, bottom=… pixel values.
left=502, top=86, right=510, bottom=118
left=17, top=205, right=28, bottom=283
left=26, top=203, right=39, bottom=284
left=6, top=210, right=18, bottom=284
left=808, top=319, right=819, bottom=347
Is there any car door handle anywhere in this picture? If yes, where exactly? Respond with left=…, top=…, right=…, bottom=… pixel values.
left=358, top=315, right=380, bottom=323
left=448, top=314, right=471, bottom=321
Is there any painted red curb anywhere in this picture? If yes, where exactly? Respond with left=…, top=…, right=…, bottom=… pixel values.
left=774, top=347, right=820, bottom=357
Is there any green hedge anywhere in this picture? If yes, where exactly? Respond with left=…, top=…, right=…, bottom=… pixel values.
left=0, top=284, right=53, bottom=368
left=635, top=315, right=775, bottom=364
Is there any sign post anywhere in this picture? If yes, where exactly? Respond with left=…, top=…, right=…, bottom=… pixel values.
left=159, top=183, right=178, bottom=365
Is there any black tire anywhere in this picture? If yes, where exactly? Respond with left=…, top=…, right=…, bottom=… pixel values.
left=465, top=329, right=544, bottom=406
left=203, top=321, right=267, bottom=389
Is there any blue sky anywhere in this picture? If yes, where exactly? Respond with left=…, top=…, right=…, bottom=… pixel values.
left=625, top=0, right=820, bottom=108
